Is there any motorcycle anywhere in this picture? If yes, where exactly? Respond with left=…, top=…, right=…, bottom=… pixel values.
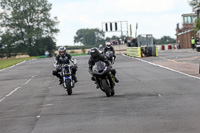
left=98, top=48, right=104, bottom=55
left=92, top=61, right=115, bottom=97
left=105, top=51, right=115, bottom=65
left=60, top=64, right=76, bottom=95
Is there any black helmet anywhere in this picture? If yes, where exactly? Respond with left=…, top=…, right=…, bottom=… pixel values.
left=90, top=47, right=100, bottom=58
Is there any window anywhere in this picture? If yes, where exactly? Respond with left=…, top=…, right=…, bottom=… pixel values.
left=184, top=16, right=192, bottom=24
left=193, top=17, right=197, bottom=23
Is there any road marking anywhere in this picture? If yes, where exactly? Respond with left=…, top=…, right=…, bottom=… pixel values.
left=0, top=97, right=6, bottom=103
left=122, top=54, right=200, bottom=80
left=0, top=87, right=21, bottom=103
left=158, top=93, right=162, bottom=98
left=0, top=72, right=40, bottom=103
left=5, top=87, right=21, bottom=97
left=42, top=104, right=53, bottom=106
left=22, top=74, right=38, bottom=85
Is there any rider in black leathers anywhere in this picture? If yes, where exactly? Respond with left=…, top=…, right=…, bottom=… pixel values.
left=103, top=42, right=116, bottom=60
left=88, top=47, right=119, bottom=88
left=52, top=46, right=77, bottom=85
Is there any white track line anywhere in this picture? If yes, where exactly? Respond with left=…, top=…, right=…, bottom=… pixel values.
left=122, top=54, right=200, bottom=80
left=0, top=73, right=39, bottom=103
left=0, top=87, right=21, bottom=103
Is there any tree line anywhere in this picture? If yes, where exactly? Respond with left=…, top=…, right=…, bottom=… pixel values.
left=0, top=0, right=59, bottom=58
left=73, top=28, right=176, bottom=48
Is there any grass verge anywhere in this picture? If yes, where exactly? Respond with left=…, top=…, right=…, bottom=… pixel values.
left=71, top=53, right=87, bottom=56
left=0, top=57, right=35, bottom=70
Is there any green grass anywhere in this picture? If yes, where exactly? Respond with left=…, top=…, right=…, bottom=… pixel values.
left=34, top=56, right=46, bottom=58
left=0, top=57, right=35, bottom=70
left=71, top=53, right=87, bottom=56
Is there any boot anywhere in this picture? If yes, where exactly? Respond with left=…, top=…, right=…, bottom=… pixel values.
left=73, top=75, right=78, bottom=83
left=95, top=81, right=99, bottom=89
left=59, top=78, right=63, bottom=85
left=115, top=77, right=119, bottom=83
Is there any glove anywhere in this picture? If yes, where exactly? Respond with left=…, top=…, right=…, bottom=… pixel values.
left=89, top=70, right=93, bottom=75
left=56, top=65, right=61, bottom=70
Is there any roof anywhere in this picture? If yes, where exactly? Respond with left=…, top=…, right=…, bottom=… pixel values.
left=182, top=13, right=197, bottom=17
left=176, top=29, right=195, bottom=36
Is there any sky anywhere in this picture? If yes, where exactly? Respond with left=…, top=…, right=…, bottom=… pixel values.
left=48, top=0, right=193, bottom=46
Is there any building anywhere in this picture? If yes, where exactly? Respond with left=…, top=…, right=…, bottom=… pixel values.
left=176, top=13, right=197, bottom=49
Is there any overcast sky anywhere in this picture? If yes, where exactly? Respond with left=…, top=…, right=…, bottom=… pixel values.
left=48, top=0, right=193, bottom=46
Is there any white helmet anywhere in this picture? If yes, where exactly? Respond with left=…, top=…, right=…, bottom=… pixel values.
left=99, top=44, right=103, bottom=48
left=58, top=46, right=66, bottom=53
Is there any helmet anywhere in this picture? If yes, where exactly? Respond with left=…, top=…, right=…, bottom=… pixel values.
left=58, top=46, right=66, bottom=56
left=106, top=42, right=111, bottom=48
left=90, top=47, right=100, bottom=59
left=99, top=44, right=103, bottom=48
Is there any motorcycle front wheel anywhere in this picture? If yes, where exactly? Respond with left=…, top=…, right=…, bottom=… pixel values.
left=101, top=79, right=111, bottom=97
left=65, top=79, right=72, bottom=95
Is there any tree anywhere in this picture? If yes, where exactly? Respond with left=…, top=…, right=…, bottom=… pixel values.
left=0, top=0, right=59, bottom=56
left=195, top=18, right=200, bottom=35
left=34, top=37, right=56, bottom=56
left=74, top=28, right=105, bottom=46
left=154, top=36, right=176, bottom=44
left=188, top=0, right=198, bottom=7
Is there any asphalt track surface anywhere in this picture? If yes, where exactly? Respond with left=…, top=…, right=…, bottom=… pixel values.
left=1, top=52, right=200, bottom=133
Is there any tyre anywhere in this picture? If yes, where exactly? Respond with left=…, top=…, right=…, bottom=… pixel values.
left=65, top=79, right=72, bottom=95
left=102, top=79, right=111, bottom=97
left=111, top=88, right=115, bottom=96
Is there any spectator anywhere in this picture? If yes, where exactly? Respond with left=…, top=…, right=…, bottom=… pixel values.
left=191, top=36, right=195, bottom=50
left=124, top=37, right=127, bottom=44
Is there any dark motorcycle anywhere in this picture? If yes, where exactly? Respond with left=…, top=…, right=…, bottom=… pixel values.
left=61, top=64, right=75, bottom=95
left=92, top=61, right=115, bottom=97
left=105, top=51, right=114, bottom=65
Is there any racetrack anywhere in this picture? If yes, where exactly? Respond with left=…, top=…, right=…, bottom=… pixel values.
left=1, top=54, right=200, bottom=133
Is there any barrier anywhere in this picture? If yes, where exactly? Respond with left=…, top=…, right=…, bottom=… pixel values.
left=168, top=45, right=172, bottom=50
left=158, top=44, right=180, bottom=51
left=155, top=46, right=158, bottom=57
left=156, top=45, right=161, bottom=50
left=127, top=47, right=141, bottom=58
left=165, top=45, right=168, bottom=50
left=161, top=45, right=165, bottom=50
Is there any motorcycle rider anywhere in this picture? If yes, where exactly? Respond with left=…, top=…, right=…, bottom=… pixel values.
left=88, top=47, right=119, bottom=89
left=52, top=46, right=78, bottom=85
left=103, top=42, right=116, bottom=61
left=98, top=44, right=104, bottom=53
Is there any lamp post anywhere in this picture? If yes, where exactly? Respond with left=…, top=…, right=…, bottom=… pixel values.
left=119, top=39, right=122, bottom=54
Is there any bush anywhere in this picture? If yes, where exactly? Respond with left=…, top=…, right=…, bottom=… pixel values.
left=70, top=50, right=76, bottom=54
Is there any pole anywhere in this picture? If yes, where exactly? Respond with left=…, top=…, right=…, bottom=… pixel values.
left=199, top=60, right=200, bottom=74
left=127, top=21, right=128, bottom=37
